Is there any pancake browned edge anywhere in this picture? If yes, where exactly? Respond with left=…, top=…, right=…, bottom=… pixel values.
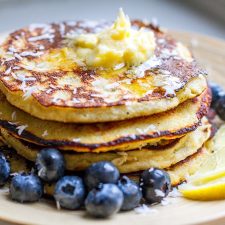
left=0, top=20, right=207, bottom=123
left=127, top=146, right=212, bottom=187
left=0, top=143, right=212, bottom=196
left=1, top=116, right=212, bottom=189
left=0, top=88, right=211, bottom=153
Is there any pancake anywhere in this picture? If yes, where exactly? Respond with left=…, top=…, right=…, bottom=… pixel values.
left=0, top=145, right=31, bottom=173
left=0, top=21, right=207, bottom=123
left=0, top=88, right=211, bottom=153
left=0, top=143, right=211, bottom=196
left=127, top=146, right=212, bottom=187
left=1, top=117, right=211, bottom=173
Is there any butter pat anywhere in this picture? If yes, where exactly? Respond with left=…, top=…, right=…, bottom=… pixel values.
left=73, top=9, right=156, bottom=68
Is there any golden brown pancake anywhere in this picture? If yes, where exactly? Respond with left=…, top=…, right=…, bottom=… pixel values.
left=0, top=21, right=207, bottom=123
left=0, top=88, right=211, bottom=152
left=1, top=116, right=211, bottom=173
left=127, top=146, right=212, bottom=187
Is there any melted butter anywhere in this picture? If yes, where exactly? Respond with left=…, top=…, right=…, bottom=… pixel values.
left=72, top=9, right=156, bottom=68
left=96, top=67, right=173, bottom=98
left=21, top=48, right=79, bottom=72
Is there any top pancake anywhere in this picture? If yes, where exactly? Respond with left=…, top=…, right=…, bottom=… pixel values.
left=0, top=21, right=207, bottom=123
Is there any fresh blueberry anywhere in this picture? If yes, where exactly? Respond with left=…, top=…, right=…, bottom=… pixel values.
left=209, top=82, right=225, bottom=108
left=36, top=148, right=65, bottom=182
left=0, top=153, right=10, bottom=186
left=84, top=161, right=120, bottom=190
left=117, top=176, right=142, bottom=211
left=215, top=95, right=225, bottom=121
left=85, top=183, right=123, bottom=218
left=10, top=173, right=43, bottom=203
left=54, top=176, right=85, bottom=210
left=140, top=168, right=171, bottom=204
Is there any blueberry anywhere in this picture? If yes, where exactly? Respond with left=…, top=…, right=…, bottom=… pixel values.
left=0, top=153, right=10, bottom=186
left=36, top=148, right=65, bottom=182
left=10, top=173, right=43, bottom=203
left=84, top=161, right=120, bottom=190
left=140, top=168, right=171, bottom=204
left=85, top=183, right=123, bottom=218
left=118, top=176, right=142, bottom=211
left=215, top=95, right=225, bottom=121
left=209, top=82, right=225, bottom=108
left=54, top=176, right=85, bottom=210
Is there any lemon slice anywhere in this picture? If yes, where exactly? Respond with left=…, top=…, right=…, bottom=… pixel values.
left=179, top=124, right=225, bottom=200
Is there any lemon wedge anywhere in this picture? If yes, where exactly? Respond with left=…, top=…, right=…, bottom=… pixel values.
left=179, top=124, right=225, bottom=200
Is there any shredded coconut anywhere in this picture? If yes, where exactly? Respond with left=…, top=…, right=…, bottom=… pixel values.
left=168, top=188, right=182, bottom=198
left=14, top=53, right=23, bottom=60
left=5, top=67, right=11, bottom=75
left=22, top=86, right=38, bottom=100
left=134, top=204, right=158, bottom=215
left=5, top=57, right=15, bottom=62
left=133, top=56, right=162, bottom=78
left=56, top=201, right=61, bottom=210
left=155, top=189, right=165, bottom=197
left=72, top=138, right=81, bottom=142
left=59, top=23, right=65, bottom=36
left=8, top=46, right=16, bottom=52
left=151, top=17, right=159, bottom=27
left=11, top=111, right=16, bottom=120
left=16, top=125, right=28, bottom=135
left=20, top=51, right=43, bottom=57
left=113, top=63, right=125, bottom=70
left=72, top=98, right=80, bottom=104
left=28, top=33, right=54, bottom=42
left=160, top=198, right=170, bottom=206
left=46, top=89, right=52, bottom=94
left=105, top=82, right=120, bottom=90
left=42, top=130, right=48, bottom=137
left=8, top=121, right=19, bottom=125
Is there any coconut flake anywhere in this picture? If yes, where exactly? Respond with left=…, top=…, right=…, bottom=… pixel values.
left=155, top=189, right=166, bottom=197
left=72, top=138, right=81, bottom=142
left=113, top=63, right=125, bottom=70
left=5, top=57, right=15, bottom=62
left=11, top=111, right=17, bottom=120
left=8, top=46, right=16, bottom=53
left=168, top=188, right=182, bottom=198
left=22, top=86, right=38, bottom=100
left=72, top=98, right=80, bottom=104
left=158, top=38, right=165, bottom=44
left=105, top=82, right=120, bottom=90
left=13, top=66, right=21, bottom=70
left=20, top=51, right=43, bottom=57
left=42, top=130, right=48, bottom=137
left=5, top=67, right=11, bottom=75
left=151, top=17, right=159, bottom=27
left=134, top=204, right=158, bottom=215
left=16, top=125, right=28, bottom=135
left=28, top=33, right=54, bottom=42
left=45, top=89, right=52, bottom=94
left=59, top=23, right=65, bottom=36
left=56, top=201, right=61, bottom=210
left=14, top=53, right=23, bottom=60
left=39, top=45, right=45, bottom=50
left=133, top=56, right=162, bottom=78
left=8, top=121, right=19, bottom=125
left=160, top=198, right=171, bottom=206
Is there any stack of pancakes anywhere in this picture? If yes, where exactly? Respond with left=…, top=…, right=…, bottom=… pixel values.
left=0, top=21, right=212, bottom=186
